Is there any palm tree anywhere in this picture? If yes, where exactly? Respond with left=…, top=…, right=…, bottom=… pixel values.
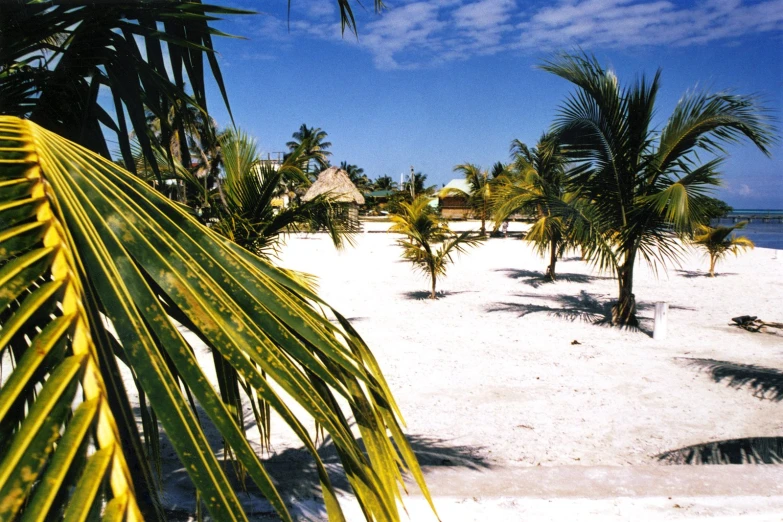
left=692, top=222, right=754, bottom=276
left=451, top=163, right=492, bottom=235
left=402, top=171, right=434, bottom=198
left=490, top=161, right=509, bottom=179
left=390, top=195, right=485, bottom=298
left=373, top=175, right=398, bottom=191
left=0, top=2, right=435, bottom=521
left=286, top=124, right=332, bottom=178
left=543, top=52, right=775, bottom=326
left=493, top=134, right=583, bottom=281
left=339, top=161, right=373, bottom=192
left=214, top=129, right=355, bottom=256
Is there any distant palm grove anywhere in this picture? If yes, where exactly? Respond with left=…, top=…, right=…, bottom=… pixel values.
left=0, top=2, right=775, bottom=522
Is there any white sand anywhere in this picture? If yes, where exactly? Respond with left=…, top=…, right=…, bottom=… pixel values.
left=265, top=220, right=783, bottom=521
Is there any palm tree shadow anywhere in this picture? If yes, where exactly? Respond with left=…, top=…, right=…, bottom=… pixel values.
left=487, top=290, right=615, bottom=324
left=401, top=290, right=472, bottom=300
left=150, top=414, right=489, bottom=519
left=680, top=358, right=783, bottom=401
left=676, top=269, right=737, bottom=278
left=657, top=437, right=783, bottom=464
left=495, top=268, right=611, bottom=288
left=260, top=434, right=490, bottom=501
left=487, top=291, right=693, bottom=336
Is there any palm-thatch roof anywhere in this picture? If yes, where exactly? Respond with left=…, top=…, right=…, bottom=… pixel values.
left=302, top=166, right=365, bottom=204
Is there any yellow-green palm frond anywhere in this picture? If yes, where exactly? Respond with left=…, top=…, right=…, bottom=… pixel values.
left=0, top=116, right=434, bottom=522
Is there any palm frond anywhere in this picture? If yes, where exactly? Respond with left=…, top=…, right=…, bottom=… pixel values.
left=0, top=115, right=433, bottom=522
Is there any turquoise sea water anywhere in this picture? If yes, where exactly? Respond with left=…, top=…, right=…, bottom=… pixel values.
left=711, top=210, right=783, bottom=250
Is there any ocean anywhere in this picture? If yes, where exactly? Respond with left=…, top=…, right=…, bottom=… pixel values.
left=711, top=210, right=783, bottom=250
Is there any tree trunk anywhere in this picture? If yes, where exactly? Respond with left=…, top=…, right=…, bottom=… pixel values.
left=545, top=240, right=558, bottom=281
left=709, top=255, right=716, bottom=277
left=430, top=272, right=437, bottom=299
left=480, top=197, right=486, bottom=236
left=612, top=250, right=638, bottom=326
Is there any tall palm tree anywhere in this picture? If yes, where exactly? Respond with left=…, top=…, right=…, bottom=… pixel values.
left=373, top=175, right=398, bottom=191
left=0, top=2, right=435, bottom=521
left=450, top=163, right=491, bottom=235
left=214, top=129, right=355, bottom=256
left=692, top=222, right=754, bottom=276
left=286, top=124, right=332, bottom=178
left=402, top=172, right=434, bottom=198
left=390, top=195, right=484, bottom=298
left=543, top=52, right=775, bottom=326
left=339, top=161, right=372, bottom=192
left=494, top=134, right=584, bottom=281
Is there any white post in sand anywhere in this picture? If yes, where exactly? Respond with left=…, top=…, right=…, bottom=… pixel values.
left=653, top=302, right=668, bottom=340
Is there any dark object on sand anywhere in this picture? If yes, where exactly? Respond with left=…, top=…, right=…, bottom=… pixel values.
left=731, top=316, right=783, bottom=333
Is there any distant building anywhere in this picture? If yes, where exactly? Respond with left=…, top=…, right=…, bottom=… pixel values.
left=302, top=166, right=365, bottom=227
left=438, top=179, right=472, bottom=219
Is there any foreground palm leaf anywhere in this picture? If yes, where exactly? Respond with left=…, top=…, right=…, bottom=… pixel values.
left=0, top=116, right=434, bottom=521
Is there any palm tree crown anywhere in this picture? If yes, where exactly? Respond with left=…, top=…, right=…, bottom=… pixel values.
left=286, top=123, right=332, bottom=177
left=543, top=52, right=775, bottom=325
left=693, top=222, right=754, bottom=276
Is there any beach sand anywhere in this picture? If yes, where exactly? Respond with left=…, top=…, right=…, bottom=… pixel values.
left=268, top=220, right=783, bottom=521
left=150, top=220, right=782, bottom=520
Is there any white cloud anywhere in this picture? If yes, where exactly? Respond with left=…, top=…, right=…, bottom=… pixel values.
left=243, top=0, right=783, bottom=69
left=739, top=184, right=753, bottom=196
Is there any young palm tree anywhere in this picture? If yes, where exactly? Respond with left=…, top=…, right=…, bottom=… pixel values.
left=286, top=124, right=332, bottom=178
left=543, top=52, right=775, bottom=326
left=390, top=195, right=485, bottom=298
left=693, top=222, right=754, bottom=276
left=451, top=163, right=491, bottom=235
left=214, top=129, right=354, bottom=256
left=0, top=2, right=435, bottom=521
left=493, top=134, right=583, bottom=281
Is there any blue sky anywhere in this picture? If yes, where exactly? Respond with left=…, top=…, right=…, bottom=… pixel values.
left=202, top=0, right=783, bottom=208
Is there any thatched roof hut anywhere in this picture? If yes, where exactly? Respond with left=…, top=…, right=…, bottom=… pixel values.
left=302, top=166, right=365, bottom=205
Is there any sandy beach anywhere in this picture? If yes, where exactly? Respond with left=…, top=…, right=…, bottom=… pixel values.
left=271, top=221, right=783, bottom=520
left=154, top=220, right=783, bottom=520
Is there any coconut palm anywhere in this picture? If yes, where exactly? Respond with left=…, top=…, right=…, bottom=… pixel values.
left=391, top=195, right=485, bottom=298
left=693, top=222, right=754, bottom=276
left=450, top=163, right=492, bottom=235
left=286, top=124, right=332, bottom=178
left=214, top=129, right=355, bottom=256
left=543, top=52, right=775, bottom=326
left=339, top=161, right=373, bottom=192
left=0, top=2, right=435, bottom=521
left=493, top=134, right=585, bottom=281
left=373, top=175, right=398, bottom=191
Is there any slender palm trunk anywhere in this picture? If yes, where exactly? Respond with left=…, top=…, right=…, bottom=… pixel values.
left=481, top=197, right=487, bottom=235
left=709, top=255, right=717, bottom=277
left=430, top=272, right=437, bottom=299
left=612, top=248, right=638, bottom=326
left=545, top=240, right=558, bottom=281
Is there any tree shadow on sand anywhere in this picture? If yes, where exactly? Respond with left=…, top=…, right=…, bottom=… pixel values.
left=400, top=290, right=473, bottom=300
left=149, top=412, right=489, bottom=520
left=676, top=269, right=737, bottom=278
left=495, top=268, right=611, bottom=288
left=487, top=291, right=693, bottom=336
left=657, top=437, right=783, bottom=464
left=679, top=358, right=783, bottom=402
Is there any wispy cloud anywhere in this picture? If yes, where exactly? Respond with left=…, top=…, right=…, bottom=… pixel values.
left=242, top=0, right=783, bottom=69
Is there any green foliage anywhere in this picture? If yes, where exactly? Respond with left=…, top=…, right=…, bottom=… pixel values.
left=450, top=163, right=492, bottom=234
left=692, top=222, right=754, bottom=276
left=390, top=195, right=484, bottom=298
left=542, top=51, right=776, bottom=325
left=213, top=128, right=355, bottom=257
left=0, top=1, right=247, bottom=181
left=286, top=124, right=332, bottom=178
left=0, top=116, right=434, bottom=522
left=493, top=134, right=586, bottom=280
left=701, top=197, right=734, bottom=220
